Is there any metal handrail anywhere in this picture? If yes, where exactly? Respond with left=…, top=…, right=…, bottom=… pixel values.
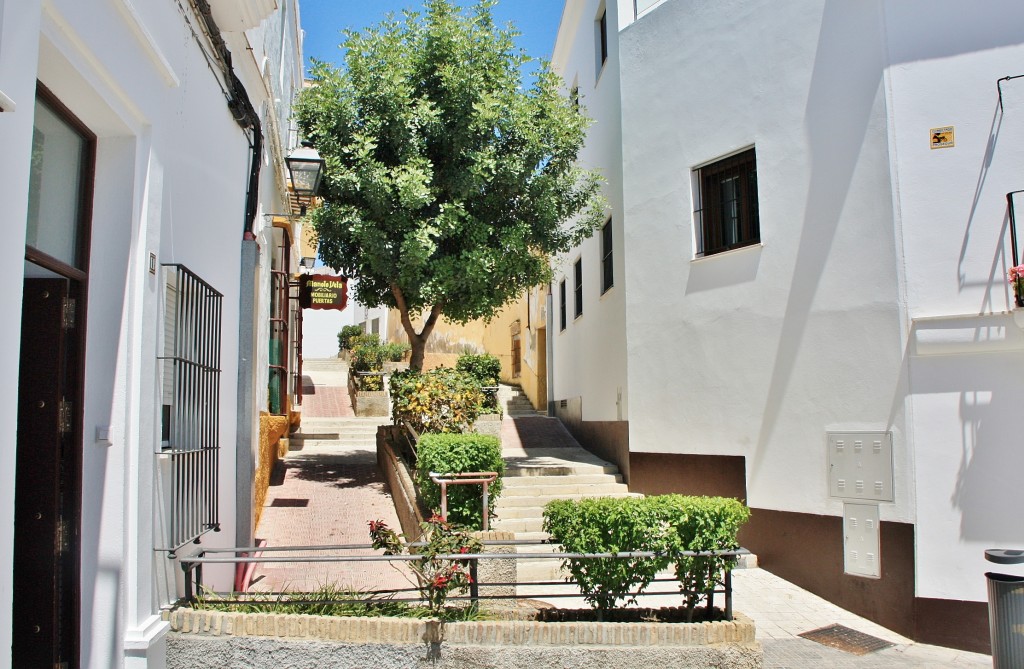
left=429, top=471, right=499, bottom=530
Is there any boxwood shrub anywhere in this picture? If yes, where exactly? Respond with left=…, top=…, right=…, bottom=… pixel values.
left=338, top=324, right=364, bottom=352
left=543, top=495, right=750, bottom=618
left=415, top=433, right=504, bottom=529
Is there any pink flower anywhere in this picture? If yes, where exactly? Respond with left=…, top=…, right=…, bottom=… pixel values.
left=1009, top=264, right=1024, bottom=282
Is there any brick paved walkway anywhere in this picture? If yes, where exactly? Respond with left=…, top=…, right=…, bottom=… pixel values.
left=251, top=359, right=410, bottom=596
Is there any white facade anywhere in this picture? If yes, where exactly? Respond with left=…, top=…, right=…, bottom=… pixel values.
left=554, top=0, right=1024, bottom=647
left=0, top=0, right=304, bottom=666
left=550, top=0, right=629, bottom=424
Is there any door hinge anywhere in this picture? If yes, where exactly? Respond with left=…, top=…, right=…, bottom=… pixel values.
left=58, top=399, right=72, bottom=435
left=61, top=297, right=76, bottom=329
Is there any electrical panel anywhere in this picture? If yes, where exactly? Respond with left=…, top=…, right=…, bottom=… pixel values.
left=844, top=503, right=881, bottom=578
left=827, top=432, right=893, bottom=502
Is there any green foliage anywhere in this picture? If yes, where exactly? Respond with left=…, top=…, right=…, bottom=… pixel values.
left=194, top=583, right=410, bottom=618
left=338, top=324, right=365, bottom=351
left=456, top=353, right=501, bottom=385
left=349, top=332, right=381, bottom=349
left=391, top=368, right=484, bottom=434
left=457, top=353, right=502, bottom=412
left=542, top=495, right=750, bottom=617
left=351, top=342, right=386, bottom=390
left=295, top=0, right=605, bottom=347
left=415, top=433, right=504, bottom=529
left=382, top=341, right=411, bottom=362
left=369, top=516, right=483, bottom=614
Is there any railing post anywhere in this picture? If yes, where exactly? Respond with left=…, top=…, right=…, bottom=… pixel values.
left=724, top=567, right=733, bottom=621
left=481, top=482, right=489, bottom=531
left=469, top=558, right=480, bottom=605
left=440, top=481, right=448, bottom=522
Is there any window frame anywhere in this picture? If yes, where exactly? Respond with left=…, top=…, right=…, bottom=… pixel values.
left=559, top=279, right=567, bottom=331
left=694, top=147, right=760, bottom=257
left=601, top=218, right=614, bottom=294
left=596, top=6, right=608, bottom=78
left=574, top=258, right=583, bottom=319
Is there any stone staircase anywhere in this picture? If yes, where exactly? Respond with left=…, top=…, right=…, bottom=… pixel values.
left=291, top=416, right=384, bottom=452
left=492, top=444, right=639, bottom=583
left=497, top=383, right=546, bottom=417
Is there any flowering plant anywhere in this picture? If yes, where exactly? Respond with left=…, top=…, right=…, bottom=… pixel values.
left=368, top=515, right=482, bottom=614
left=1009, top=264, right=1024, bottom=306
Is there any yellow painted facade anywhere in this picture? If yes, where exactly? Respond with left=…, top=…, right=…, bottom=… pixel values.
left=388, top=286, right=549, bottom=411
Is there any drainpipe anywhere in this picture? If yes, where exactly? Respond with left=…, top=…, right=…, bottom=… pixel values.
left=546, top=285, right=555, bottom=417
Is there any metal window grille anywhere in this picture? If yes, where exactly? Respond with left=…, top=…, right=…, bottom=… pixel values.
left=159, top=264, right=222, bottom=555
left=574, top=259, right=583, bottom=318
left=559, top=280, right=567, bottom=331
left=694, top=148, right=760, bottom=257
left=601, top=219, right=614, bottom=293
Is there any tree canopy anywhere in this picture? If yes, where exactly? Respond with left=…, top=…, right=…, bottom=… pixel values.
left=295, top=0, right=604, bottom=369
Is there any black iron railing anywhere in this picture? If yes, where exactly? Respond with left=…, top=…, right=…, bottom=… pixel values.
left=1008, top=191, right=1023, bottom=308
left=158, top=264, right=223, bottom=556
left=177, top=540, right=750, bottom=621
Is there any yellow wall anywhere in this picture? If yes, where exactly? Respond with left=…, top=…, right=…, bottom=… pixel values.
left=388, top=286, right=549, bottom=410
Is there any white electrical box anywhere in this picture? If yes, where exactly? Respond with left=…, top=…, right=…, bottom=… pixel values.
left=844, top=503, right=881, bottom=578
left=827, top=432, right=893, bottom=502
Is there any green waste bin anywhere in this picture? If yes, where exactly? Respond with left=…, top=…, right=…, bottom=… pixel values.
left=985, top=549, right=1024, bottom=669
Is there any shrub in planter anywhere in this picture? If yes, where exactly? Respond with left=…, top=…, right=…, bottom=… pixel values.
left=382, top=341, right=410, bottom=362
left=658, top=495, right=750, bottom=620
left=391, top=368, right=484, bottom=434
left=543, top=497, right=672, bottom=613
left=543, top=495, right=750, bottom=619
left=351, top=342, right=386, bottom=391
left=338, top=324, right=365, bottom=352
left=456, top=353, right=502, bottom=413
left=415, top=433, right=504, bottom=529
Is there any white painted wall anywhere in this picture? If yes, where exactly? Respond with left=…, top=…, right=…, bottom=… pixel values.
left=881, top=1, right=1024, bottom=602
left=550, top=0, right=628, bottom=422
left=0, top=0, right=301, bottom=666
left=611, top=0, right=1024, bottom=607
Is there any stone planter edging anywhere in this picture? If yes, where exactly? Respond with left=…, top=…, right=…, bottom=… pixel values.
left=166, top=609, right=757, bottom=647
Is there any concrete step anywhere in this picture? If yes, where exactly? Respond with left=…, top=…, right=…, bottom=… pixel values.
left=502, top=473, right=624, bottom=486
left=490, top=518, right=547, bottom=533
left=495, top=494, right=623, bottom=508
left=505, top=463, right=620, bottom=477
left=496, top=483, right=632, bottom=497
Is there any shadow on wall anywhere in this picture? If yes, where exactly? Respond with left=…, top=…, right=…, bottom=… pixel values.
left=905, top=317, right=1024, bottom=543
left=685, top=244, right=762, bottom=294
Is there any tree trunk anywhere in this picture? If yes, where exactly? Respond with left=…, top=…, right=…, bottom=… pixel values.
left=391, top=284, right=442, bottom=373
left=409, top=333, right=427, bottom=372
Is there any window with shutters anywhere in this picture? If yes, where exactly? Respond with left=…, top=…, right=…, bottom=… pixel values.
left=694, top=148, right=760, bottom=256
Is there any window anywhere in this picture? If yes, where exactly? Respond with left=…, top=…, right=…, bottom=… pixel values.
left=695, top=148, right=759, bottom=256
left=559, top=280, right=567, bottom=331
left=574, top=259, right=583, bottom=319
left=601, top=219, right=613, bottom=293
left=597, top=8, right=608, bottom=70
left=570, top=85, right=580, bottom=112
left=160, top=264, right=223, bottom=553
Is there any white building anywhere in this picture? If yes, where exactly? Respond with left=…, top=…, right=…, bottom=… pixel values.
left=0, top=0, right=305, bottom=666
left=553, top=0, right=1024, bottom=653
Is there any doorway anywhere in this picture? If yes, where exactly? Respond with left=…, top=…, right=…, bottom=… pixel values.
left=13, top=84, right=94, bottom=669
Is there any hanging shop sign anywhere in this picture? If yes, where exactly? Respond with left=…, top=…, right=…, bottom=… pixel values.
left=299, top=274, right=348, bottom=311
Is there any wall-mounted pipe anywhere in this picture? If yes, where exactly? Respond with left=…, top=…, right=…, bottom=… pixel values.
left=997, top=74, right=1024, bottom=113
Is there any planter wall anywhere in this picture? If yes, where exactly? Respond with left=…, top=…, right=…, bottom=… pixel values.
left=166, top=609, right=762, bottom=669
left=472, top=413, right=502, bottom=441
left=348, top=372, right=389, bottom=417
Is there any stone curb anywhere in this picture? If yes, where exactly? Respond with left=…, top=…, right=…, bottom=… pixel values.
left=165, top=609, right=757, bottom=647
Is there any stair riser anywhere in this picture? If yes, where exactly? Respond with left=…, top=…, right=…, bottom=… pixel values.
left=499, top=485, right=631, bottom=497
left=503, top=474, right=624, bottom=486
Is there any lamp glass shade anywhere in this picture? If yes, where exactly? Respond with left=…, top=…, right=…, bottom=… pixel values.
left=286, top=144, right=324, bottom=197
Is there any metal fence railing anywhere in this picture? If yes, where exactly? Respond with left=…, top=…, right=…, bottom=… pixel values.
left=177, top=540, right=750, bottom=621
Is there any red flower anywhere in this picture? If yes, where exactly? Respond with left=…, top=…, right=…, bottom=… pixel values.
left=459, top=546, right=469, bottom=554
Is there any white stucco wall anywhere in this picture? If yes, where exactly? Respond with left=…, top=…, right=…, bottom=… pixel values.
left=620, top=0, right=910, bottom=520
left=550, top=0, right=628, bottom=423
left=882, top=1, right=1024, bottom=602
left=0, top=0, right=301, bottom=666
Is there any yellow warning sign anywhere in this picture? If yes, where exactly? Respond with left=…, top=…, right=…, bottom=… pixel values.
left=930, top=126, right=954, bottom=149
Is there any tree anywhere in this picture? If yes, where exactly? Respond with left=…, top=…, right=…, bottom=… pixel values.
left=295, top=0, right=604, bottom=371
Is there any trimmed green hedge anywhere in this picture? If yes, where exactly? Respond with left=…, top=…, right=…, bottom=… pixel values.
left=416, top=433, right=504, bottom=530
left=543, top=495, right=750, bottom=617
left=456, top=353, right=501, bottom=385
left=338, top=325, right=364, bottom=352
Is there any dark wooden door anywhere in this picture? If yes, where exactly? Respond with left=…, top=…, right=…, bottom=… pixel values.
left=14, top=277, right=78, bottom=669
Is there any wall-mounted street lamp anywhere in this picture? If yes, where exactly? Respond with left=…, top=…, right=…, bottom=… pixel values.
left=285, top=141, right=324, bottom=216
